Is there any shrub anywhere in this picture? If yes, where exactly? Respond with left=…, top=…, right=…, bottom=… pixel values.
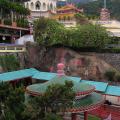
left=104, top=70, right=116, bottom=81
left=115, top=74, right=120, bottom=82
left=4, top=19, right=12, bottom=25
left=16, top=19, right=29, bottom=28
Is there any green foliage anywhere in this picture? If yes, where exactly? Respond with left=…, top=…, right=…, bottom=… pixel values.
left=75, top=13, right=89, bottom=25
left=0, top=82, right=25, bottom=120
left=77, top=0, right=120, bottom=20
left=26, top=81, right=75, bottom=120
left=104, top=70, right=116, bottom=81
left=115, top=74, right=120, bottom=82
left=44, top=113, right=63, bottom=120
left=34, top=18, right=110, bottom=49
left=0, top=0, right=30, bottom=26
left=4, top=19, right=12, bottom=25
left=88, top=115, right=100, bottom=120
left=17, top=19, right=29, bottom=28
left=0, top=55, right=20, bottom=72
left=34, top=17, right=64, bottom=46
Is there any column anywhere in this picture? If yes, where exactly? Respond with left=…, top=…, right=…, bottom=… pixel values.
left=71, top=113, right=77, bottom=120
left=84, top=111, right=88, bottom=120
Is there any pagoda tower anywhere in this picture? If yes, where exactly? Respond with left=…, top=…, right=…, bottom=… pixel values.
left=100, top=0, right=110, bottom=21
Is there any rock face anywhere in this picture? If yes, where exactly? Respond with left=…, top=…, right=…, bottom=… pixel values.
left=0, top=45, right=120, bottom=80
left=23, top=45, right=117, bottom=80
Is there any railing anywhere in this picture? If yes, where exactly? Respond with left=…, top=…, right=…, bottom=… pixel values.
left=0, top=44, right=26, bottom=52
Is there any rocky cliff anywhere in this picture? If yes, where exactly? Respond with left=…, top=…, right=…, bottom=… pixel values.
left=0, top=44, right=120, bottom=81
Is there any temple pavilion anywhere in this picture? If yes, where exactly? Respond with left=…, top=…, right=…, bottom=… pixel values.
left=52, top=4, right=83, bottom=27
left=26, top=63, right=104, bottom=120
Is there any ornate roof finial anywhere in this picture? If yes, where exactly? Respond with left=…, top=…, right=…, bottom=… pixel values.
left=57, top=63, right=65, bottom=77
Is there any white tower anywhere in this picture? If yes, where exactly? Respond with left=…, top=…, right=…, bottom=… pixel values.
left=25, top=0, right=57, bottom=19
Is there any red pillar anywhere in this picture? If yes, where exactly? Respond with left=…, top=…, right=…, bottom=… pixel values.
left=71, top=113, right=77, bottom=120
left=84, top=111, right=88, bottom=120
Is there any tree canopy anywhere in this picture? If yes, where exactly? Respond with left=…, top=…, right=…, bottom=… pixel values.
left=34, top=18, right=110, bottom=49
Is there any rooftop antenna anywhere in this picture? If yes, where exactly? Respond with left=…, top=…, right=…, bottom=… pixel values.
left=104, top=0, right=107, bottom=8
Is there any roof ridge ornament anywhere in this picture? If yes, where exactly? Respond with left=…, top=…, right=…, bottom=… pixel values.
left=57, top=63, right=65, bottom=77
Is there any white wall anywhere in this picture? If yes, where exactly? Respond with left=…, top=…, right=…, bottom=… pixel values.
left=25, top=0, right=57, bottom=13
left=105, top=95, right=120, bottom=105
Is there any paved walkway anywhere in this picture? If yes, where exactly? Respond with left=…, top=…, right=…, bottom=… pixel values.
left=89, top=105, right=120, bottom=120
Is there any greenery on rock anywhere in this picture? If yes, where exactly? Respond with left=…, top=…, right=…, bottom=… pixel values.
left=0, top=55, right=20, bottom=72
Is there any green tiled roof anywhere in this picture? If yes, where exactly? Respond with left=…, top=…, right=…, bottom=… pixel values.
left=67, top=76, right=81, bottom=83
left=73, top=92, right=103, bottom=109
left=32, top=72, right=57, bottom=80
left=0, top=68, right=39, bottom=82
left=27, top=76, right=94, bottom=94
left=81, top=80, right=108, bottom=92
left=105, top=85, right=120, bottom=96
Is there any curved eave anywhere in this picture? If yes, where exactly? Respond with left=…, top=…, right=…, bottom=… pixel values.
left=68, top=93, right=104, bottom=113
left=26, top=86, right=95, bottom=98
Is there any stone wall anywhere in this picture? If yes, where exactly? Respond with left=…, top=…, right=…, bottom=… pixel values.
left=97, top=53, right=120, bottom=72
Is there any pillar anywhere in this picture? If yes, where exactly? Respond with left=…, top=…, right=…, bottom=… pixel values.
left=71, top=113, right=77, bottom=120
left=84, top=111, right=88, bottom=120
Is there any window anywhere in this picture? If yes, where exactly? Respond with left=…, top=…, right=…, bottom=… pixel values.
left=43, top=3, right=46, bottom=10
left=26, top=2, right=29, bottom=8
left=50, top=3, right=53, bottom=10
left=35, top=1, right=41, bottom=10
left=31, top=2, right=34, bottom=9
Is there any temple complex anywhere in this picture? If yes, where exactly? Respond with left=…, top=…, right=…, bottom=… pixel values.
left=52, top=4, right=83, bottom=27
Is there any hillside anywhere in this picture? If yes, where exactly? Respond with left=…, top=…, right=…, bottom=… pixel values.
left=76, top=0, right=120, bottom=20
left=67, top=0, right=95, bottom=4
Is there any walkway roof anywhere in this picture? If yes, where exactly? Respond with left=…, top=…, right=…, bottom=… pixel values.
left=0, top=68, right=39, bottom=82
left=81, top=80, right=108, bottom=92
left=32, top=72, right=81, bottom=82
left=105, top=85, right=120, bottom=96
left=0, top=68, right=120, bottom=96
left=32, top=72, right=57, bottom=81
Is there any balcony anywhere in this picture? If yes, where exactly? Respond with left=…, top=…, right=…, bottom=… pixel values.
left=0, top=44, right=26, bottom=52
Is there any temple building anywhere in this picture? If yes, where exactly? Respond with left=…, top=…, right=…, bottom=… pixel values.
left=51, top=4, right=83, bottom=27
left=24, top=0, right=57, bottom=19
left=1, top=67, right=120, bottom=119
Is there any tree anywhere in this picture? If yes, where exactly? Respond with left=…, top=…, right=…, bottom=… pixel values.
left=0, top=82, right=25, bottom=120
left=76, top=24, right=110, bottom=48
left=26, top=81, right=75, bottom=120
left=34, top=17, right=64, bottom=46
left=0, top=55, right=20, bottom=72
left=104, top=70, right=116, bottom=81
left=75, top=13, right=90, bottom=25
